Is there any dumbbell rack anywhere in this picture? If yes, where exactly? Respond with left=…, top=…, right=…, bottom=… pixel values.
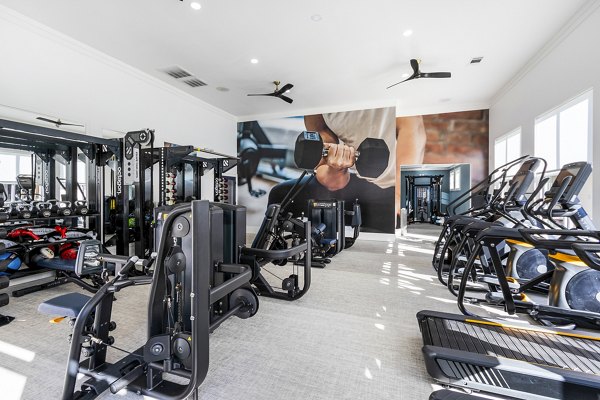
left=138, top=144, right=237, bottom=207
left=0, top=119, right=121, bottom=300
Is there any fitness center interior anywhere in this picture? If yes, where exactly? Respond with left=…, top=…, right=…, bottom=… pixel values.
left=1, top=1, right=600, bottom=400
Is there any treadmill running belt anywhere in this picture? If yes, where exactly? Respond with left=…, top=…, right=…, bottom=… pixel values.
left=417, top=310, right=600, bottom=400
left=425, top=317, right=600, bottom=374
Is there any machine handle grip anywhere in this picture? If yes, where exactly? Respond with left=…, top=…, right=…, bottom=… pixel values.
left=117, top=256, right=139, bottom=278
left=109, top=363, right=146, bottom=394
left=572, top=243, right=600, bottom=270
left=241, top=242, right=308, bottom=260
left=519, top=229, right=600, bottom=248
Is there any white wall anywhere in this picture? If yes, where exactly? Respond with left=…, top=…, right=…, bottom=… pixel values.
left=489, top=2, right=600, bottom=223
left=0, top=5, right=236, bottom=156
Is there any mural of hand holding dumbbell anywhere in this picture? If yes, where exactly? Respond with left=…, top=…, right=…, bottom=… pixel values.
left=268, top=107, right=402, bottom=233
left=239, top=106, right=489, bottom=233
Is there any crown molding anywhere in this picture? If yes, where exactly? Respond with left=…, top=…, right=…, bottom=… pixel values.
left=491, top=0, right=600, bottom=106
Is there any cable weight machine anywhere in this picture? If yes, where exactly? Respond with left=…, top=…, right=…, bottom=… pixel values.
left=405, top=174, right=443, bottom=224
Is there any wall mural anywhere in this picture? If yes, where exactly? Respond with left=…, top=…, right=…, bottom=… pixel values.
left=237, top=107, right=489, bottom=233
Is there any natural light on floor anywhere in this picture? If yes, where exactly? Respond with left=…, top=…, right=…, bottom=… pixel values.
left=0, top=340, right=36, bottom=362
left=0, top=366, right=27, bottom=400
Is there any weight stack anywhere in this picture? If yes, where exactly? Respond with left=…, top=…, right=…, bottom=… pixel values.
left=308, top=199, right=345, bottom=255
left=216, top=176, right=236, bottom=205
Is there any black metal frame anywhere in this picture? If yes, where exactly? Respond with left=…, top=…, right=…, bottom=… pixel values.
left=151, top=145, right=237, bottom=206
left=405, top=174, right=444, bottom=224
left=0, top=119, right=121, bottom=296
left=115, top=130, right=155, bottom=257
left=61, top=200, right=258, bottom=399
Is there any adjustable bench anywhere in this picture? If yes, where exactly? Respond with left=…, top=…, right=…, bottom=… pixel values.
left=38, top=292, right=91, bottom=319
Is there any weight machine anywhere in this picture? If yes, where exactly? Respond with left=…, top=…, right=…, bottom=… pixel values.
left=39, top=200, right=260, bottom=399
left=405, top=175, right=443, bottom=224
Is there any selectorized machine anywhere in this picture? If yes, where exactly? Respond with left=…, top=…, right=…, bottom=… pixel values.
left=39, top=200, right=261, bottom=399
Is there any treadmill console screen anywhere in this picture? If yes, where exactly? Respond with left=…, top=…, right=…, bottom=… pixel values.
left=547, top=161, right=592, bottom=201
left=508, top=171, right=533, bottom=202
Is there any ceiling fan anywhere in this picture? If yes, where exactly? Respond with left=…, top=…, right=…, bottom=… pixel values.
left=387, top=59, right=451, bottom=89
left=36, top=116, right=84, bottom=128
left=247, top=81, right=294, bottom=104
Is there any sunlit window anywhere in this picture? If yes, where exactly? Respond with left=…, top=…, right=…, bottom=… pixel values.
left=449, top=167, right=461, bottom=191
left=534, top=90, right=592, bottom=170
left=0, top=152, right=33, bottom=182
left=494, top=128, right=521, bottom=169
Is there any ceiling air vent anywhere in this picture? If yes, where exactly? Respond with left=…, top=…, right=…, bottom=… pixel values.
left=164, top=66, right=192, bottom=79
left=183, top=78, right=207, bottom=87
left=470, top=57, right=483, bottom=64
left=161, top=65, right=207, bottom=88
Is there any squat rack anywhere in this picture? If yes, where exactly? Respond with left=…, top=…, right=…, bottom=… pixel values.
left=0, top=119, right=122, bottom=299
left=0, top=118, right=121, bottom=236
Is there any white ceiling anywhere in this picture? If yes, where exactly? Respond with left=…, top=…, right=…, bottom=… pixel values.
left=0, top=0, right=588, bottom=120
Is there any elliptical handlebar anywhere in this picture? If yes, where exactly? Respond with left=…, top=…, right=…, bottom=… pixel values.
left=447, top=155, right=530, bottom=217
left=572, top=243, right=600, bottom=271
left=518, top=228, right=600, bottom=249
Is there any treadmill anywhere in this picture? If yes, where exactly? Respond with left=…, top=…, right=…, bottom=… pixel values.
left=418, top=241, right=600, bottom=399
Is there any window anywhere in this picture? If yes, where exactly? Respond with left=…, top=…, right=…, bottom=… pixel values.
left=534, top=90, right=592, bottom=170
left=449, top=167, right=461, bottom=191
left=0, top=152, right=32, bottom=182
left=494, top=128, right=521, bottom=169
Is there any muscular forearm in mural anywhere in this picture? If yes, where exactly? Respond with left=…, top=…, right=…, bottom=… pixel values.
left=395, top=115, right=427, bottom=214
left=305, top=114, right=354, bottom=191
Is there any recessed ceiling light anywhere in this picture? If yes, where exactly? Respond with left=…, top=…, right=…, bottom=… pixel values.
left=190, top=2, right=201, bottom=10
left=311, top=14, right=322, bottom=22
left=250, top=58, right=259, bottom=64
left=440, top=98, right=452, bottom=103
left=216, top=87, right=229, bottom=92
left=402, top=29, right=413, bottom=37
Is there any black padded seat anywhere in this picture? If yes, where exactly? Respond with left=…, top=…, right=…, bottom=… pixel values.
left=31, top=258, right=76, bottom=272
left=38, top=292, right=91, bottom=318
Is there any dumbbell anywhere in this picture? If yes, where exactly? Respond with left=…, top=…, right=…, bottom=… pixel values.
left=33, top=201, right=53, bottom=218
left=73, top=200, right=89, bottom=215
left=49, top=200, right=72, bottom=216
left=294, top=131, right=390, bottom=178
left=10, top=203, right=33, bottom=219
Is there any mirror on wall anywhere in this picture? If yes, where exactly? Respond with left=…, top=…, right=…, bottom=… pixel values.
left=399, top=164, right=471, bottom=234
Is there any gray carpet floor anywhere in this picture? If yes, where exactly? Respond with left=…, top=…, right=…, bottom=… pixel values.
left=0, top=223, right=460, bottom=400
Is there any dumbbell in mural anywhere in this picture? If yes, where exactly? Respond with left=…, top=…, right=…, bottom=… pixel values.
left=294, top=131, right=390, bottom=178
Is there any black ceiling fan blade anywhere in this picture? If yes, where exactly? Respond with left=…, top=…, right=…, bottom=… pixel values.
left=420, top=72, right=451, bottom=78
left=278, top=94, right=294, bottom=104
left=275, top=83, right=294, bottom=95
left=386, top=74, right=417, bottom=89
left=247, top=93, right=274, bottom=97
left=36, top=116, right=60, bottom=124
left=36, top=116, right=83, bottom=127
left=410, top=59, right=420, bottom=74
